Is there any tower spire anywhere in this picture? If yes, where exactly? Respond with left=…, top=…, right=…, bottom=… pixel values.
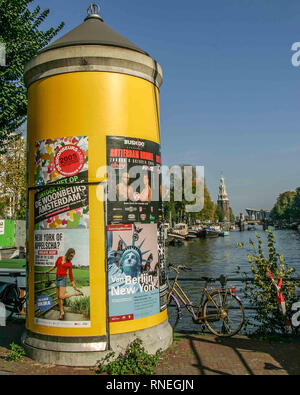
left=217, top=173, right=230, bottom=222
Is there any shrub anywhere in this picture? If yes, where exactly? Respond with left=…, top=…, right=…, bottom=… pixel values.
left=96, top=338, right=162, bottom=375
left=236, top=230, right=299, bottom=336
left=6, top=343, right=26, bottom=362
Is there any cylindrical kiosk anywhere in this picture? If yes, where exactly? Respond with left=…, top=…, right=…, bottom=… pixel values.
left=22, top=3, right=172, bottom=366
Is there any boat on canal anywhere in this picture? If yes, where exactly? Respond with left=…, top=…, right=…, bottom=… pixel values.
left=247, top=222, right=256, bottom=230
left=168, top=223, right=197, bottom=241
left=199, top=227, right=221, bottom=238
left=220, top=231, right=229, bottom=236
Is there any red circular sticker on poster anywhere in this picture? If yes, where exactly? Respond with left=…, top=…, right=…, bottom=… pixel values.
left=54, top=145, right=85, bottom=177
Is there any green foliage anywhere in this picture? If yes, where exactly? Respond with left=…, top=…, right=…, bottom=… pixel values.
left=16, top=188, right=27, bottom=220
left=270, top=187, right=300, bottom=224
left=0, top=0, right=64, bottom=149
left=237, top=231, right=299, bottom=336
left=96, top=338, right=162, bottom=375
left=270, top=190, right=296, bottom=223
left=0, top=199, right=6, bottom=217
left=291, top=187, right=300, bottom=222
left=6, top=342, right=26, bottom=362
left=229, top=207, right=235, bottom=222
left=0, top=136, right=26, bottom=218
left=215, top=204, right=225, bottom=222
left=197, top=185, right=216, bottom=221
left=163, top=164, right=212, bottom=223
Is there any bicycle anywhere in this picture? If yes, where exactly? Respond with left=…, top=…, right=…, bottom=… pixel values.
left=167, top=264, right=245, bottom=337
left=0, top=272, right=26, bottom=321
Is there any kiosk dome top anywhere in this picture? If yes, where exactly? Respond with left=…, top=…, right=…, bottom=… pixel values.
left=39, top=2, right=149, bottom=56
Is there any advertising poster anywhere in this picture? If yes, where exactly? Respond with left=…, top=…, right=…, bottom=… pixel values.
left=0, top=220, right=4, bottom=235
left=107, top=223, right=160, bottom=322
left=158, top=222, right=168, bottom=312
left=106, top=136, right=167, bottom=320
left=106, top=136, right=163, bottom=225
left=33, top=136, right=90, bottom=328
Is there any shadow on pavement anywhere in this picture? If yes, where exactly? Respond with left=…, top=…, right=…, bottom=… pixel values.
left=0, top=318, right=25, bottom=349
left=185, top=333, right=300, bottom=375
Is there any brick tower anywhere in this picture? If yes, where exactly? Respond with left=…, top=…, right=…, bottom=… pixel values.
left=217, top=174, right=230, bottom=222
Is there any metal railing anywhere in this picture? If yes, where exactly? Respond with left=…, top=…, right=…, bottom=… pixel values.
left=167, top=274, right=300, bottom=311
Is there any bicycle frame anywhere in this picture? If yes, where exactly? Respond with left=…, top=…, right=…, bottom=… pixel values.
left=0, top=277, right=26, bottom=317
left=167, top=269, right=228, bottom=322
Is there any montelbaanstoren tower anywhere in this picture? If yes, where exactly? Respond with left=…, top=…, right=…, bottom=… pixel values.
left=217, top=174, right=230, bottom=222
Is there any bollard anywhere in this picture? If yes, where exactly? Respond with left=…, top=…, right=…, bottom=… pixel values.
left=22, top=3, right=172, bottom=367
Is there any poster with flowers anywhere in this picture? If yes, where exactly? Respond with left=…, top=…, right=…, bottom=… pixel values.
left=34, top=136, right=89, bottom=229
left=33, top=136, right=90, bottom=328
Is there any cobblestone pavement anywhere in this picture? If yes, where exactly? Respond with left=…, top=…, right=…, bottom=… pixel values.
left=1, top=320, right=300, bottom=375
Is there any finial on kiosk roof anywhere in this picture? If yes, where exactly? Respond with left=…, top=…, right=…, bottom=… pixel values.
left=85, top=3, right=103, bottom=22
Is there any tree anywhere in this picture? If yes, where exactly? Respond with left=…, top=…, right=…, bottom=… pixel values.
left=229, top=207, right=235, bottom=222
left=270, top=191, right=296, bottom=223
left=0, top=0, right=64, bottom=152
left=291, top=187, right=300, bottom=222
left=215, top=204, right=225, bottom=222
left=0, top=135, right=26, bottom=219
left=197, top=185, right=216, bottom=222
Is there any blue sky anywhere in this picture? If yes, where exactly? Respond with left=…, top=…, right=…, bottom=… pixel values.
left=31, top=0, right=300, bottom=214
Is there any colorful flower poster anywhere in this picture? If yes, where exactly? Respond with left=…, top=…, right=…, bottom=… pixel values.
left=33, top=136, right=90, bottom=328
left=34, top=136, right=89, bottom=230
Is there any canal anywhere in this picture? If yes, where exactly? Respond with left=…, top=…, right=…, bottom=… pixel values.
left=166, top=227, right=300, bottom=333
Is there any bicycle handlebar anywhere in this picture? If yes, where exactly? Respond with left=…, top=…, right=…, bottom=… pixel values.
left=168, top=264, right=227, bottom=284
left=168, top=263, right=192, bottom=273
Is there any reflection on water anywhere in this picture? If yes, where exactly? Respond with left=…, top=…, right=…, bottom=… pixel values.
left=166, top=226, right=300, bottom=333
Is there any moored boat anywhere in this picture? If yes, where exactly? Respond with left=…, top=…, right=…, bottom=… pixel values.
left=199, top=227, right=221, bottom=238
left=220, top=231, right=229, bottom=237
left=169, top=223, right=197, bottom=240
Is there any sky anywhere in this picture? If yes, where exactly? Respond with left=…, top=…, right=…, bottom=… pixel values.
left=29, top=0, right=300, bottom=215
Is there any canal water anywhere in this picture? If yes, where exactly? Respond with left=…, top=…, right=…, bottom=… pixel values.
left=166, top=226, right=300, bottom=333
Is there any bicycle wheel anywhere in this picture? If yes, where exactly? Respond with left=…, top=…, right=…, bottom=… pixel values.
left=2, top=286, right=20, bottom=321
left=167, top=294, right=180, bottom=329
left=202, top=290, right=244, bottom=337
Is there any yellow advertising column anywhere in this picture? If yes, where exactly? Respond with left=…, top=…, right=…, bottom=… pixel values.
left=22, top=4, right=172, bottom=366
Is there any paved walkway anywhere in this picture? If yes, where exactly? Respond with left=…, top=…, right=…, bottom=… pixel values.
left=0, top=320, right=300, bottom=375
left=156, top=332, right=300, bottom=375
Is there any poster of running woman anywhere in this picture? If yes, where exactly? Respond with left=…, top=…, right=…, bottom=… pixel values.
left=33, top=136, right=90, bottom=328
